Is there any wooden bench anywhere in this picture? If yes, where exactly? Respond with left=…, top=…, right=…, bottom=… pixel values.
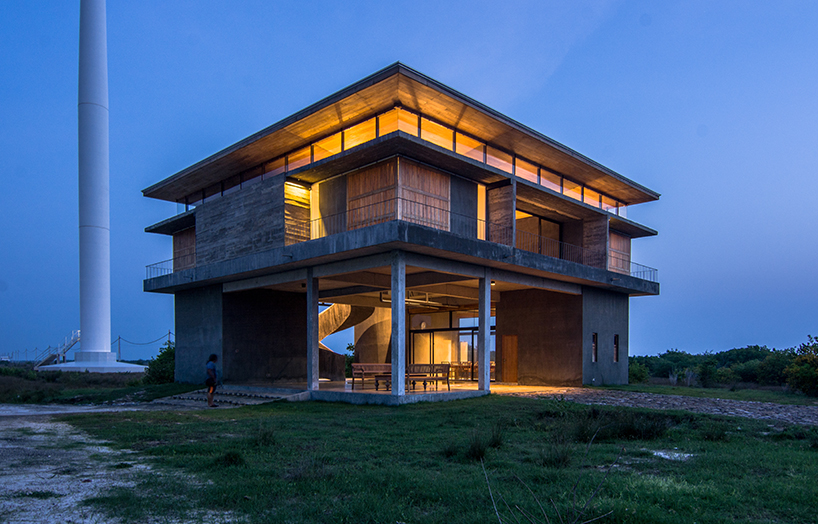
left=351, top=363, right=451, bottom=391
left=351, top=363, right=392, bottom=390
left=407, top=363, right=450, bottom=391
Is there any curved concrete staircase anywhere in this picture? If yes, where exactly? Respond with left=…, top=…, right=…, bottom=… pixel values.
left=316, top=304, right=374, bottom=380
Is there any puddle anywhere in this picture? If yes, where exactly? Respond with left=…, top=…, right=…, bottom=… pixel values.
left=648, top=449, right=694, bottom=461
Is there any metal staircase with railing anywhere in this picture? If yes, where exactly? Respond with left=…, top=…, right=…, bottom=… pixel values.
left=33, top=330, right=81, bottom=370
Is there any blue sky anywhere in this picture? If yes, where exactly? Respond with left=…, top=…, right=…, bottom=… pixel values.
left=1, top=1, right=816, bottom=360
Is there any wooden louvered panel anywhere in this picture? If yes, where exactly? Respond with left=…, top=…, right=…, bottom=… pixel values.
left=347, top=160, right=398, bottom=230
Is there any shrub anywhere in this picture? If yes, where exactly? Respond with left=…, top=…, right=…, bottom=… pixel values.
left=716, top=366, right=738, bottom=385
left=729, top=359, right=762, bottom=383
left=488, top=422, right=504, bottom=449
left=784, top=336, right=818, bottom=396
left=758, top=349, right=795, bottom=386
left=628, top=362, right=649, bottom=384
left=344, top=343, right=355, bottom=378
left=697, top=357, right=718, bottom=388
left=143, top=341, right=175, bottom=385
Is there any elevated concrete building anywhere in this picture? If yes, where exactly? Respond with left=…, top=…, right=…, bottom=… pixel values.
left=143, top=63, right=659, bottom=401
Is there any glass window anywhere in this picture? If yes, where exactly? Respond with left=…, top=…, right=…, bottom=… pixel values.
left=397, top=108, right=419, bottom=136
left=420, top=117, right=453, bottom=151
left=540, top=169, right=561, bottom=193
left=313, top=132, right=342, bottom=162
left=287, top=146, right=311, bottom=171
left=614, top=334, right=620, bottom=363
left=455, top=132, right=484, bottom=162
left=264, top=157, right=286, bottom=178
left=378, top=108, right=399, bottom=135
left=486, top=146, right=513, bottom=173
left=563, top=179, right=582, bottom=201
left=601, top=195, right=617, bottom=213
left=584, top=188, right=601, bottom=208
left=344, top=118, right=376, bottom=150
left=515, top=157, right=538, bottom=184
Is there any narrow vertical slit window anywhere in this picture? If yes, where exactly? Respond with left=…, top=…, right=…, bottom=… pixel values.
left=592, top=333, right=598, bottom=363
left=613, top=335, right=619, bottom=363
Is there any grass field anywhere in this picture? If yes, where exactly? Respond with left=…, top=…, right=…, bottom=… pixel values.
left=595, top=383, right=818, bottom=406
left=62, top=395, right=818, bottom=524
left=0, top=364, right=199, bottom=404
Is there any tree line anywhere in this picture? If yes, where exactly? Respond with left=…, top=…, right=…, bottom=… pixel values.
left=629, top=335, right=818, bottom=396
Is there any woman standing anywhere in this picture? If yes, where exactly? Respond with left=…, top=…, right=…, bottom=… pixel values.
left=205, top=354, right=218, bottom=407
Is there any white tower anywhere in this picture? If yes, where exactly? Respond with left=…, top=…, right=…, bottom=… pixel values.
left=44, top=0, right=144, bottom=372
left=76, top=0, right=115, bottom=368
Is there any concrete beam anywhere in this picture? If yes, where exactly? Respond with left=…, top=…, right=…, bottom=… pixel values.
left=223, top=268, right=308, bottom=293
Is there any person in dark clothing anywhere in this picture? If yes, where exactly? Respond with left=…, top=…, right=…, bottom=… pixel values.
left=205, top=354, right=218, bottom=407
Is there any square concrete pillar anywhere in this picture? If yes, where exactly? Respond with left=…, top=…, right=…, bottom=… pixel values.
left=478, top=269, right=491, bottom=391
left=306, top=268, right=319, bottom=391
left=391, top=251, right=406, bottom=396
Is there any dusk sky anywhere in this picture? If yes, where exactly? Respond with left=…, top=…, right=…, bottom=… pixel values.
left=1, top=1, right=816, bottom=361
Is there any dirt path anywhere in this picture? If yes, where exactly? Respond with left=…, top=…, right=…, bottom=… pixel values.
left=0, top=416, right=149, bottom=524
left=496, top=386, right=818, bottom=426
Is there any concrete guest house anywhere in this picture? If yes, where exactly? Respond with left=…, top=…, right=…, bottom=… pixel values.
left=142, top=63, right=659, bottom=403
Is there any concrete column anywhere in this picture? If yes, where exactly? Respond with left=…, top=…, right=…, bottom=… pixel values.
left=390, top=251, right=406, bottom=396
left=478, top=269, right=491, bottom=391
left=306, top=268, right=319, bottom=390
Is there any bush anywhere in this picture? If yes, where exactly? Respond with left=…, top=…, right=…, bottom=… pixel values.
left=729, top=359, right=762, bottom=383
left=758, top=349, right=795, bottom=386
left=697, top=357, right=718, bottom=388
left=785, top=336, right=818, bottom=396
left=143, top=341, right=175, bottom=385
left=344, top=343, right=355, bottom=378
left=628, top=362, right=649, bottom=384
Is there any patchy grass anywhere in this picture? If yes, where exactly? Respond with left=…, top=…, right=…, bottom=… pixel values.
left=596, top=383, right=817, bottom=405
left=61, top=395, right=818, bottom=524
left=0, top=364, right=200, bottom=404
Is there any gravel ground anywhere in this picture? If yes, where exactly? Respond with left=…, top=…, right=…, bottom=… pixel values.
left=502, top=387, right=818, bottom=426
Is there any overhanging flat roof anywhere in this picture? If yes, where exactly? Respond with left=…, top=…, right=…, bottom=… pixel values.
left=143, top=62, right=660, bottom=205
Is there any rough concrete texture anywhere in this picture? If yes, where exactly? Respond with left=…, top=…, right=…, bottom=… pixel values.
left=582, top=286, right=629, bottom=386
left=175, top=284, right=224, bottom=384
left=495, top=288, right=583, bottom=386
left=222, top=289, right=308, bottom=383
left=195, top=172, right=285, bottom=265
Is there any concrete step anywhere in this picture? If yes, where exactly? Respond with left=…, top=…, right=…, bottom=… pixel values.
left=154, top=385, right=309, bottom=408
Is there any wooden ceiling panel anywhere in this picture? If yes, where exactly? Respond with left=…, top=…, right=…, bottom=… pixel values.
left=144, top=64, right=658, bottom=206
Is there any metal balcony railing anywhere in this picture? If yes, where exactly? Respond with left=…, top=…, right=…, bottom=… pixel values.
left=147, top=198, right=658, bottom=282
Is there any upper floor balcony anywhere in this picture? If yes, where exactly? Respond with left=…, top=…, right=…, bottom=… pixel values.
left=146, top=197, right=657, bottom=283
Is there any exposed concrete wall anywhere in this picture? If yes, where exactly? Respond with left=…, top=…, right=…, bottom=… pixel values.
left=174, top=285, right=223, bottom=384
left=487, top=182, right=515, bottom=245
left=582, top=216, right=609, bottom=269
left=450, top=175, right=477, bottom=237
left=581, top=286, right=629, bottom=385
left=195, top=173, right=285, bottom=265
left=354, top=306, right=392, bottom=363
left=495, top=288, right=583, bottom=386
left=222, top=289, right=307, bottom=383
